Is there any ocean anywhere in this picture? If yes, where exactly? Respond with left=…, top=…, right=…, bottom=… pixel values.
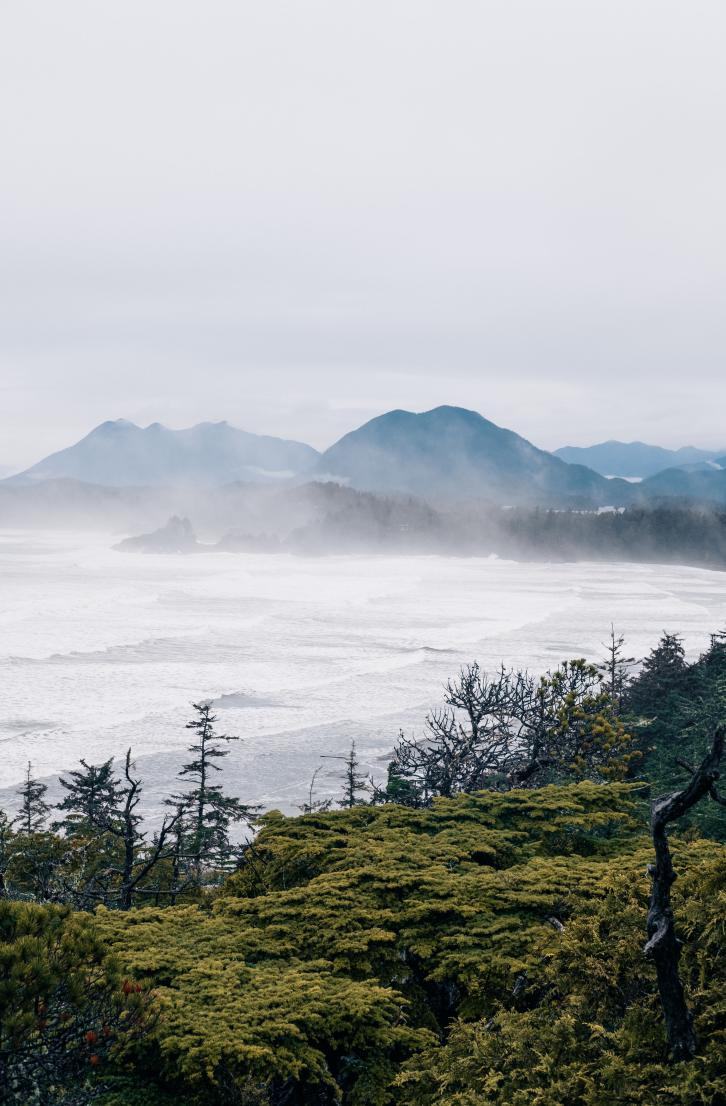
left=2, top=529, right=725, bottom=819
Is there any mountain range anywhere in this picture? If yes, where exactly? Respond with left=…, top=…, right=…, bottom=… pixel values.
left=554, top=440, right=725, bottom=479
left=4, top=407, right=726, bottom=512
left=7, top=408, right=624, bottom=508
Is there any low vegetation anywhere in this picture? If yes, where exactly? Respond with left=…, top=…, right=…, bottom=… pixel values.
left=1, top=630, right=724, bottom=1104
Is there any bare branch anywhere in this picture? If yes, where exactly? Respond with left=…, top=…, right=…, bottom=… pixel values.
left=645, top=726, right=724, bottom=1061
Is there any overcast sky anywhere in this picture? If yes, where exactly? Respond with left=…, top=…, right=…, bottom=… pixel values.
left=1, top=1, right=725, bottom=466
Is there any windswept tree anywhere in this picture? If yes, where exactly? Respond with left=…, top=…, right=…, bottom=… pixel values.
left=385, top=664, right=515, bottom=801
left=54, top=757, right=121, bottom=837
left=173, top=702, right=258, bottom=878
left=381, top=660, right=635, bottom=805
left=16, top=762, right=50, bottom=834
left=10, top=768, right=66, bottom=904
left=49, top=757, right=128, bottom=909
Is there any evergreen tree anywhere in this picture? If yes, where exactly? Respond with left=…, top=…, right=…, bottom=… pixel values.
left=174, top=703, right=257, bottom=877
left=0, top=900, right=150, bottom=1105
left=598, top=624, right=636, bottom=711
left=626, top=631, right=690, bottom=715
left=524, top=659, right=636, bottom=785
left=16, top=762, right=50, bottom=834
left=323, top=741, right=368, bottom=808
left=372, top=748, right=428, bottom=807
left=341, top=741, right=368, bottom=808
left=165, top=799, right=193, bottom=904
left=4, top=831, right=70, bottom=904
left=624, top=631, right=725, bottom=841
left=54, top=757, right=121, bottom=837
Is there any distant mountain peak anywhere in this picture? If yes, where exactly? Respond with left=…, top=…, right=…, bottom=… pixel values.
left=96, top=418, right=138, bottom=432
left=315, top=405, right=618, bottom=506
left=10, top=420, right=320, bottom=488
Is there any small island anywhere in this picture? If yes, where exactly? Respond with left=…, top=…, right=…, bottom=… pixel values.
left=113, top=515, right=201, bottom=554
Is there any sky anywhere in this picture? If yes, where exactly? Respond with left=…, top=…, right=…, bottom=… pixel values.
left=1, top=1, right=726, bottom=468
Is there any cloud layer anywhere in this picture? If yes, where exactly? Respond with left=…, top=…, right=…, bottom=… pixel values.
left=2, top=1, right=725, bottom=464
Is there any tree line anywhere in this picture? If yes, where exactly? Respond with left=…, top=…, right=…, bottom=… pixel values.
left=286, top=490, right=726, bottom=568
left=0, top=703, right=258, bottom=909
left=4, top=627, right=725, bottom=908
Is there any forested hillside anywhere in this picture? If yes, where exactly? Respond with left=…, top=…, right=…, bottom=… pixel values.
left=1, top=633, right=724, bottom=1105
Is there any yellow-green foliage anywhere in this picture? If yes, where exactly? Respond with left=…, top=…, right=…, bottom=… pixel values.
left=396, top=843, right=726, bottom=1106
left=94, top=784, right=653, bottom=1103
left=98, top=904, right=428, bottom=1104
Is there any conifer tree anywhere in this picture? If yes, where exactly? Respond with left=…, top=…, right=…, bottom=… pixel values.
left=341, top=741, right=368, bottom=808
left=165, top=799, right=193, bottom=904
left=371, top=745, right=429, bottom=807
left=598, top=624, right=636, bottom=711
left=0, top=899, right=150, bottom=1105
left=174, top=703, right=257, bottom=877
left=626, top=631, right=690, bottom=715
left=16, top=762, right=50, bottom=833
left=515, top=659, right=635, bottom=785
left=322, top=741, right=368, bottom=808
left=54, top=756, right=121, bottom=837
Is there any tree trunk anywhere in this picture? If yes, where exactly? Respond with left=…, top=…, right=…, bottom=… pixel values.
left=645, top=816, right=695, bottom=1059
left=644, top=727, right=723, bottom=1061
left=120, top=827, right=135, bottom=909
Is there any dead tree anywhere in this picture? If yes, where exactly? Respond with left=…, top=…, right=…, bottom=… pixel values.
left=102, top=749, right=182, bottom=909
left=298, top=766, right=332, bottom=815
left=644, top=726, right=724, bottom=1061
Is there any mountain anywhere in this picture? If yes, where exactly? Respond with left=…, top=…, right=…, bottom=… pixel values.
left=9, top=420, right=320, bottom=487
left=637, top=465, right=726, bottom=504
left=11, top=410, right=725, bottom=512
left=554, top=440, right=722, bottom=479
left=316, top=406, right=628, bottom=505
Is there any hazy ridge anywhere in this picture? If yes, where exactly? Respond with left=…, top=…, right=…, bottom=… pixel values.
left=4, top=407, right=726, bottom=570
